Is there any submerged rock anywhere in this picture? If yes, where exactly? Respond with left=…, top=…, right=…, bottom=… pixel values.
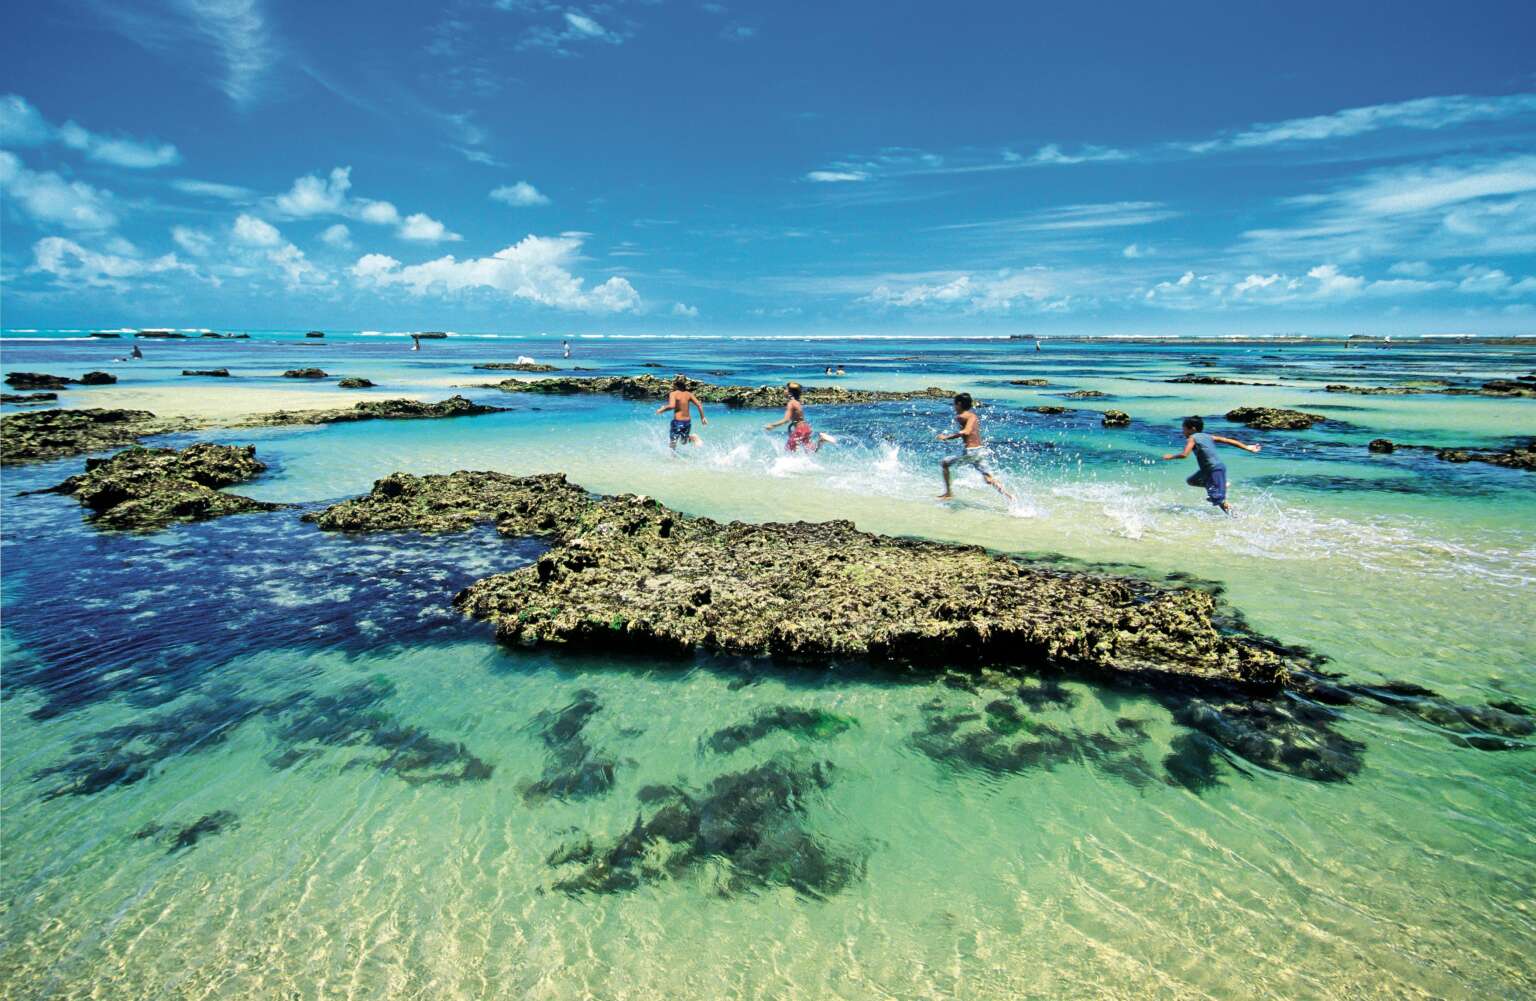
left=1435, top=440, right=1536, bottom=472
left=1101, top=409, right=1131, bottom=428
left=1027, top=405, right=1071, bottom=415
left=4, top=372, right=110, bottom=390
left=1, top=407, right=189, bottom=465
left=79, top=371, right=117, bottom=385
left=1324, top=384, right=1420, bottom=396
left=485, top=374, right=955, bottom=409
left=1367, top=438, right=1395, bottom=453
left=474, top=361, right=560, bottom=372
left=181, top=368, right=231, bottom=377
left=1224, top=406, right=1327, bottom=430
left=1063, top=390, right=1107, bottom=399
left=42, top=443, right=279, bottom=529
left=282, top=368, right=328, bottom=378
left=548, top=757, right=864, bottom=898
left=1168, top=374, right=1267, bottom=386
left=2, top=392, right=58, bottom=404
left=311, top=471, right=1298, bottom=688
left=337, top=377, right=375, bottom=388
left=135, top=811, right=239, bottom=854
left=1480, top=379, right=1536, bottom=398
left=1008, top=378, right=1049, bottom=386
left=240, top=395, right=505, bottom=427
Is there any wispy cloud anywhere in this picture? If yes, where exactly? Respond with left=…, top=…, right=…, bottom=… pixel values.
left=0, top=94, right=179, bottom=168
left=805, top=170, right=869, bottom=183
left=171, top=178, right=254, bottom=201
left=929, top=201, right=1178, bottom=234
left=516, top=9, right=626, bottom=54
left=88, top=0, right=275, bottom=107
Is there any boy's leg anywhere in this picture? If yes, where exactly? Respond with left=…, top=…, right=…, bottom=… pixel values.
left=983, top=473, right=1014, bottom=502
left=1186, top=469, right=1208, bottom=489
left=1205, top=467, right=1229, bottom=512
left=938, top=457, right=954, bottom=499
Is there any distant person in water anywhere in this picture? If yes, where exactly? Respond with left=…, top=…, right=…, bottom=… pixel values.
left=130, top=344, right=143, bottom=359
left=765, top=382, right=836, bottom=452
left=1162, top=415, right=1260, bottom=515
left=657, top=374, right=707, bottom=449
left=411, top=334, right=421, bottom=351
left=836, top=364, right=846, bottom=376
left=563, top=340, right=571, bottom=359
left=937, top=393, right=1014, bottom=501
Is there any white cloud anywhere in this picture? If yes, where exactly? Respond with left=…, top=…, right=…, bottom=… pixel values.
left=320, top=223, right=352, bottom=248
left=171, top=224, right=214, bottom=256
left=1191, top=93, right=1536, bottom=153
left=1388, top=260, right=1433, bottom=277
left=1122, top=243, right=1152, bottom=258
left=274, top=166, right=353, bottom=217
left=805, top=170, right=869, bottom=183
left=490, top=181, right=551, bottom=206
left=861, top=269, right=1067, bottom=313
left=1027, top=144, right=1128, bottom=166
left=1306, top=263, right=1365, bottom=297
left=351, top=233, right=640, bottom=312
left=172, top=178, right=254, bottom=200
left=357, top=200, right=400, bottom=225
left=264, top=242, right=329, bottom=288
left=932, top=201, right=1176, bottom=234
left=89, top=0, right=273, bottom=107
left=672, top=302, right=699, bottom=317
left=0, top=94, right=179, bottom=168
left=30, top=236, right=195, bottom=290
left=398, top=212, right=461, bottom=242
left=0, top=151, right=118, bottom=230
left=517, top=10, right=624, bottom=53
left=232, top=213, right=282, bottom=247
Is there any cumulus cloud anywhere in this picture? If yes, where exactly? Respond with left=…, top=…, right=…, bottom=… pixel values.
left=0, top=94, right=179, bottom=168
left=672, top=302, right=699, bottom=317
left=30, top=236, right=196, bottom=290
left=269, top=166, right=459, bottom=241
left=0, top=151, right=118, bottom=230
left=320, top=223, right=352, bottom=248
left=490, top=181, right=551, bottom=206
left=232, top=213, right=282, bottom=247
left=351, top=233, right=640, bottom=312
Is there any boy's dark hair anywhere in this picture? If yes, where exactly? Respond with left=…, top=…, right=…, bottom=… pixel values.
left=786, top=381, right=802, bottom=399
left=954, top=392, right=974, bottom=410
left=1183, top=416, right=1204, bottom=432
left=673, top=374, right=688, bottom=389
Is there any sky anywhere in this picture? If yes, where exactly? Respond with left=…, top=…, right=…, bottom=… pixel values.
left=1, top=0, right=1535, bottom=335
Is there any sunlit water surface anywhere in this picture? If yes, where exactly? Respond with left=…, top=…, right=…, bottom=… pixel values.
left=2, top=332, right=1533, bottom=999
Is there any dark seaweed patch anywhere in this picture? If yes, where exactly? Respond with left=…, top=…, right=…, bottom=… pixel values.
left=704, top=706, right=856, bottom=754
left=522, top=689, right=618, bottom=802
left=548, top=756, right=864, bottom=899
left=909, top=698, right=1153, bottom=785
left=134, top=810, right=240, bottom=854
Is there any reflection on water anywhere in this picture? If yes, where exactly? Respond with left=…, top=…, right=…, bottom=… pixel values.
left=2, top=334, right=1533, bottom=998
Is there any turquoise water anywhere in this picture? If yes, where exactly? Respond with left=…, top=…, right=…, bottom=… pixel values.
left=2, top=331, right=1533, bottom=998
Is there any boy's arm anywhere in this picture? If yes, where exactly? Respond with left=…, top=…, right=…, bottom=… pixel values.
left=655, top=392, right=674, bottom=414
left=691, top=393, right=708, bottom=424
left=1162, top=436, right=1196, bottom=461
left=764, top=402, right=792, bottom=430
left=1212, top=434, right=1261, bottom=453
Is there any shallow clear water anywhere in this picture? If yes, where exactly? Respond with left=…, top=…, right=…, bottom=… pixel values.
left=2, top=331, right=1534, bottom=998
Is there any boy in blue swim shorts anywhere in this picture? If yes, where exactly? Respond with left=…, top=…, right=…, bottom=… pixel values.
left=1162, top=416, right=1261, bottom=514
left=656, top=374, right=707, bottom=449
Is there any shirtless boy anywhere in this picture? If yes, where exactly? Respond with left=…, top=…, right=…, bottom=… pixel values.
left=937, top=393, right=1014, bottom=501
left=656, top=374, right=707, bottom=448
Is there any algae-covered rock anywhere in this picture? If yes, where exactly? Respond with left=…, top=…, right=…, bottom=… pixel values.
left=1008, top=378, right=1049, bottom=386
left=486, top=374, right=954, bottom=409
left=337, top=377, right=375, bottom=388
left=282, top=368, right=328, bottom=378
left=6, top=373, right=73, bottom=390
left=78, top=371, right=117, bottom=385
left=1027, top=405, right=1071, bottom=415
left=240, top=395, right=504, bottom=427
left=1324, top=384, right=1419, bottom=396
left=2, top=392, right=58, bottom=405
left=42, top=443, right=279, bottom=529
left=1, top=408, right=186, bottom=464
left=1168, top=374, right=1263, bottom=386
left=1063, top=389, right=1107, bottom=399
left=1225, top=406, right=1326, bottom=430
left=1435, top=440, right=1536, bottom=472
left=1481, top=379, right=1536, bottom=397
left=182, top=369, right=231, bottom=377
left=1101, top=409, right=1131, bottom=428
left=311, top=471, right=1297, bottom=688
left=1368, top=438, right=1395, bottom=454
left=475, top=362, right=560, bottom=372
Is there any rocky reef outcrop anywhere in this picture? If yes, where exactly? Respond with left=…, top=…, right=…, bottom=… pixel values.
left=1, top=408, right=192, bottom=465
left=337, top=377, right=375, bottom=388
left=181, top=368, right=231, bottom=377
left=2, top=392, right=58, bottom=405
left=1435, top=440, right=1536, bottom=472
left=309, top=471, right=1297, bottom=689
left=41, top=443, right=279, bottom=529
left=484, top=374, right=955, bottom=409
left=1063, top=389, right=1107, bottom=399
left=5, top=371, right=115, bottom=390
left=1167, top=374, right=1271, bottom=386
left=1008, top=378, right=1049, bottom=386
left=239, top=395, right=504, bottom=427
left=474, top=362, right=560, bottom=372
left=1101, top=410, right=1131, bottom=428
left=282, top=368, right=328, bottom=378
left=1225, top=406, right=1327, bottom=430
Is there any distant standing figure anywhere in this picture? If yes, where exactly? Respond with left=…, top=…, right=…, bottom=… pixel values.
left=411, top=334, right=422, bottom=352
left=764, top=382, right=836, bottom=452
left=563, top=340, right=571, bottom=359
left=1035, top=340, right=1042, bottom=352
left=937, top=392, right=1014, bottom=501
left=1162, top=415, right=1260, bottom=515
left=657, top=374, right=707, bottom=449
left=131, top=344, right=143, bottom=359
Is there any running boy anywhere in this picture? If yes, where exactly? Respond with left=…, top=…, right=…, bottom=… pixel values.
left=1162, top=416, right=1260, bottom=514
left=937, top=393, right=1014, bottom=501
left=764, top=382, right=836, bottom=452
left=657, top=374, right=707, bottom=448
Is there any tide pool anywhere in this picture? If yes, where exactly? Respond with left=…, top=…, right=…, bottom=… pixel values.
left=1, top=333, right=1533, bottom=998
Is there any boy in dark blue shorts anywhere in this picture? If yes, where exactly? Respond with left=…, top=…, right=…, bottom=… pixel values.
left=1162, top=416, right=1260, bottom=514
left=656, top=374, right=707, bottom=449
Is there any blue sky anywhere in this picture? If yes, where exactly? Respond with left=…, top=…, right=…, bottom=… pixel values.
left=2, top=0, right=1534, bottom=334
